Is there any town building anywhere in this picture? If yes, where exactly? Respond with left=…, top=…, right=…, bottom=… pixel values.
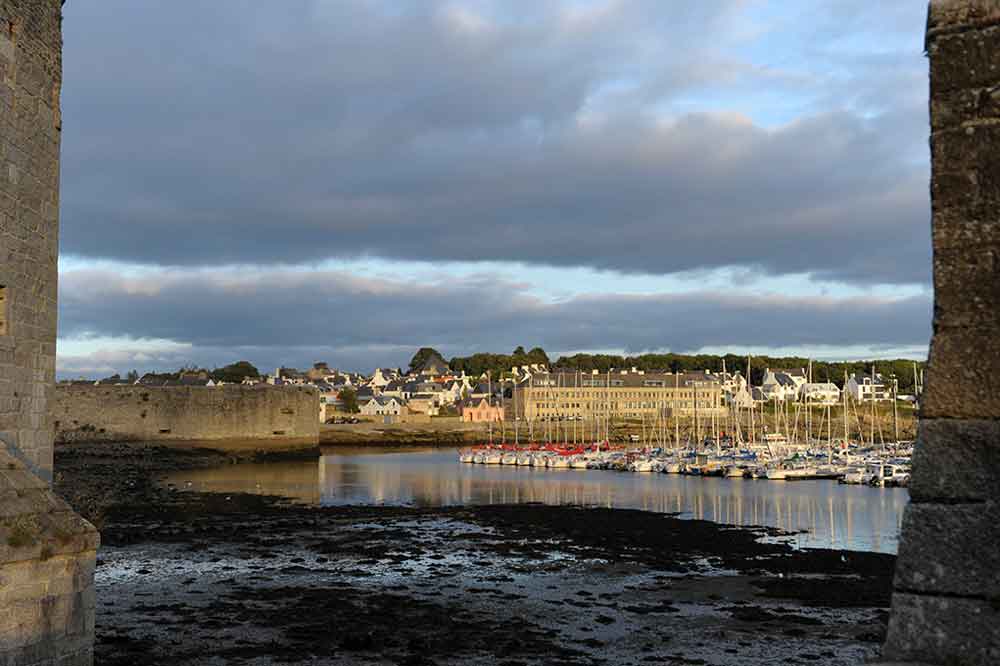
left=369, top=367, right=398, bottom=388
left=800, top=382, right=841, bottom=405
left=515, top=369, right=726, bottom=422
left=406, top=394, right=439, bottom=416
left=461, top=397, right=504, bottom=422
left=359, top=396, right=404, bottom=416
left=759, top=368, right=804, bottom=401
left=845, top=373, right=891, bottom=402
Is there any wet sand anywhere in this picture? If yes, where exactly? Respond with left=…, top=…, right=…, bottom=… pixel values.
left=55, top=441, right=893, bottom=665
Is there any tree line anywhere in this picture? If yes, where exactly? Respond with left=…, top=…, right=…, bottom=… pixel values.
left=412, top=346, right=924, bottom=394
left=101, top=361, right=262, bottom=385
left=553, top=353, right=926, bottom=394
left=446, top=346, right=550, bottom=379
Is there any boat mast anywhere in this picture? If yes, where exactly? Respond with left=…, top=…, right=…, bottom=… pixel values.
left=805, top=360, right=811, bottom=448
left=892, top=373, right=899, bottom=449
left=722, top=359, right=729, bottom=450
left=514, top=376, right=519, bottom=447
left=826, top=370, right=832, bottom=463
left=870, top=363, right=877, bottom=456
left=674, top=371, right=680, bottom=449
left=573, top=371, right=578, bottom=446
left=500, top=374, right=506, bottom=445
left=694, top=373, right=700, bottom=447
left=488, top=371, right=493, bottom=446
left=746, top=355, right=754, bottom=447
left=843, top=370, right=849, bottom=453
left=528, top=374, right=534, bottom=444
left=545, top=370, right=553, bottom=444
left=606, top=369, right=611, bottom=444
left=713, top=376, right=720, bottom=456
left=557, top=372, right=563, bottom=445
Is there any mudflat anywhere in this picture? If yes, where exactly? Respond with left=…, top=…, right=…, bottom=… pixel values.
left=55, top=441, right=894, bottom=665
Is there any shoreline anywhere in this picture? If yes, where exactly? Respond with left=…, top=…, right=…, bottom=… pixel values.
left=55, top=440, right=895, bottom=665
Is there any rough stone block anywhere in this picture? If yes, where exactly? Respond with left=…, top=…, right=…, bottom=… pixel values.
left=921, top=327, right=1000, bottom=419
left=928, top=0, right=1000, bottom=31
left=933, top=243, right=1000, bottom=327
left=930, top=84, right=1000, bottom=131
left=910, top=419, right=1000, bottom=501
left=928, top=24, right=1000, bottom=93
left=931, top=208, right=1000, bottom=254
left=930, top=125, right=1000, bottom=234
left=883, top=592, right=1000, bottom=665
left=892, top=501, right=1000, bottom=598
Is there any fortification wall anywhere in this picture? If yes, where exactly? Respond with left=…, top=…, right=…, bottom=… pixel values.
left=54, top=385, right=320, bottom=446
left=881, top=2, right=1000, bottom=663
left=0, top=0, right=62, bottom=483
left=0, top=2, right=97, bottom=665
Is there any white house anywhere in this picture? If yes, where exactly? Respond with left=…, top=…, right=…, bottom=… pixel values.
left=359, top=396, right=404, bottom=416
left=369, top=367, right=397, bottom=389
left=760, top=369, right=800, bottom=401
left=800, top=382, right=841, bottom=405
left=846, top=373, right=891, bottom=402
left=440, top=377, right=473, bottom=404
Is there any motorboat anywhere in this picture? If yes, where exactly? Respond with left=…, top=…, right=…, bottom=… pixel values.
left=725, top=465, right=747, bottom=478
left=632, top=459, right=657, bottom=473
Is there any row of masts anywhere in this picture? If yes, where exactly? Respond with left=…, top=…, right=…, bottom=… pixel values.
left=484, top=357, right=919, bottom=454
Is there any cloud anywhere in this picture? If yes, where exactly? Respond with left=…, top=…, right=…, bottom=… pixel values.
left=59, top=0, right=930, bottom=285
left=57, top=265, right=931, bottom=376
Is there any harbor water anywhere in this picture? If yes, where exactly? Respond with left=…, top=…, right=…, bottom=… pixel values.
left=165, top=446, right=908, bottom=554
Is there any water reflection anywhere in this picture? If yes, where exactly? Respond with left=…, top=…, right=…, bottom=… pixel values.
left=167, top=447, right=907, bottom=554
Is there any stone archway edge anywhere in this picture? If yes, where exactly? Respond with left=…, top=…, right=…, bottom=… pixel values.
left=880, top=2, right=1000, bottom=665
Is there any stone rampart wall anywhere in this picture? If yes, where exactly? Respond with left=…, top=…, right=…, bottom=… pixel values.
left=882, top=2, right=1000, bottom=663
left=54, top=385, right=320, bottom=446
left=0, top=0, right=63, bottom=482
left=0, top=3, right=98, bottom=665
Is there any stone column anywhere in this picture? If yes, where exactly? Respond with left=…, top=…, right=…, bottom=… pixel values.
left=1, top=1, right=97, bottom=664
left=881, top=1, right=1000, bottom=663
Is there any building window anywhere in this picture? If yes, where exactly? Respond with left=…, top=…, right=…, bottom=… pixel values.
left=0, top=286, right=7, bottom=336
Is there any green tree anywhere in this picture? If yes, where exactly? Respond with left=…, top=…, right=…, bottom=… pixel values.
left=126, top=369, right=139, bottom=384
left=339, top=387, right=360, bottom=414
left=448, top=347, right=551, bottom=379
left=211, top=361, right=261, bottom=384
left=408, top=347, right=446, bottom=374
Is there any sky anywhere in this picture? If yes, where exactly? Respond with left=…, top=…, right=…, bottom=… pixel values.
left=56, top=0, right=932, bottom=378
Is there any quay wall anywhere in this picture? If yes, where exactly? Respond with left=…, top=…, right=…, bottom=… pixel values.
left=54, top=385, right=320, bottom=446
left=882, top=2, right=1000, bottom=664
left=0, top=2, right=98, bottom=665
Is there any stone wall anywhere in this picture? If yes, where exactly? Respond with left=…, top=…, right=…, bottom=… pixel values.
left=0, top=5, right=97, bottom=665
left=54, top=385, right=320, bottom=446
left=881, top=2, right=1000, bottom=664
left=0, top=0, right=62, bottom=483
left=0, top=448, right=97, bottom=665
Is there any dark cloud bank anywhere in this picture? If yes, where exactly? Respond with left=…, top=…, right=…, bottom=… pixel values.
left=57, top=268, right=931, bottom=376
left=60, top=0, right=931, bottom=286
